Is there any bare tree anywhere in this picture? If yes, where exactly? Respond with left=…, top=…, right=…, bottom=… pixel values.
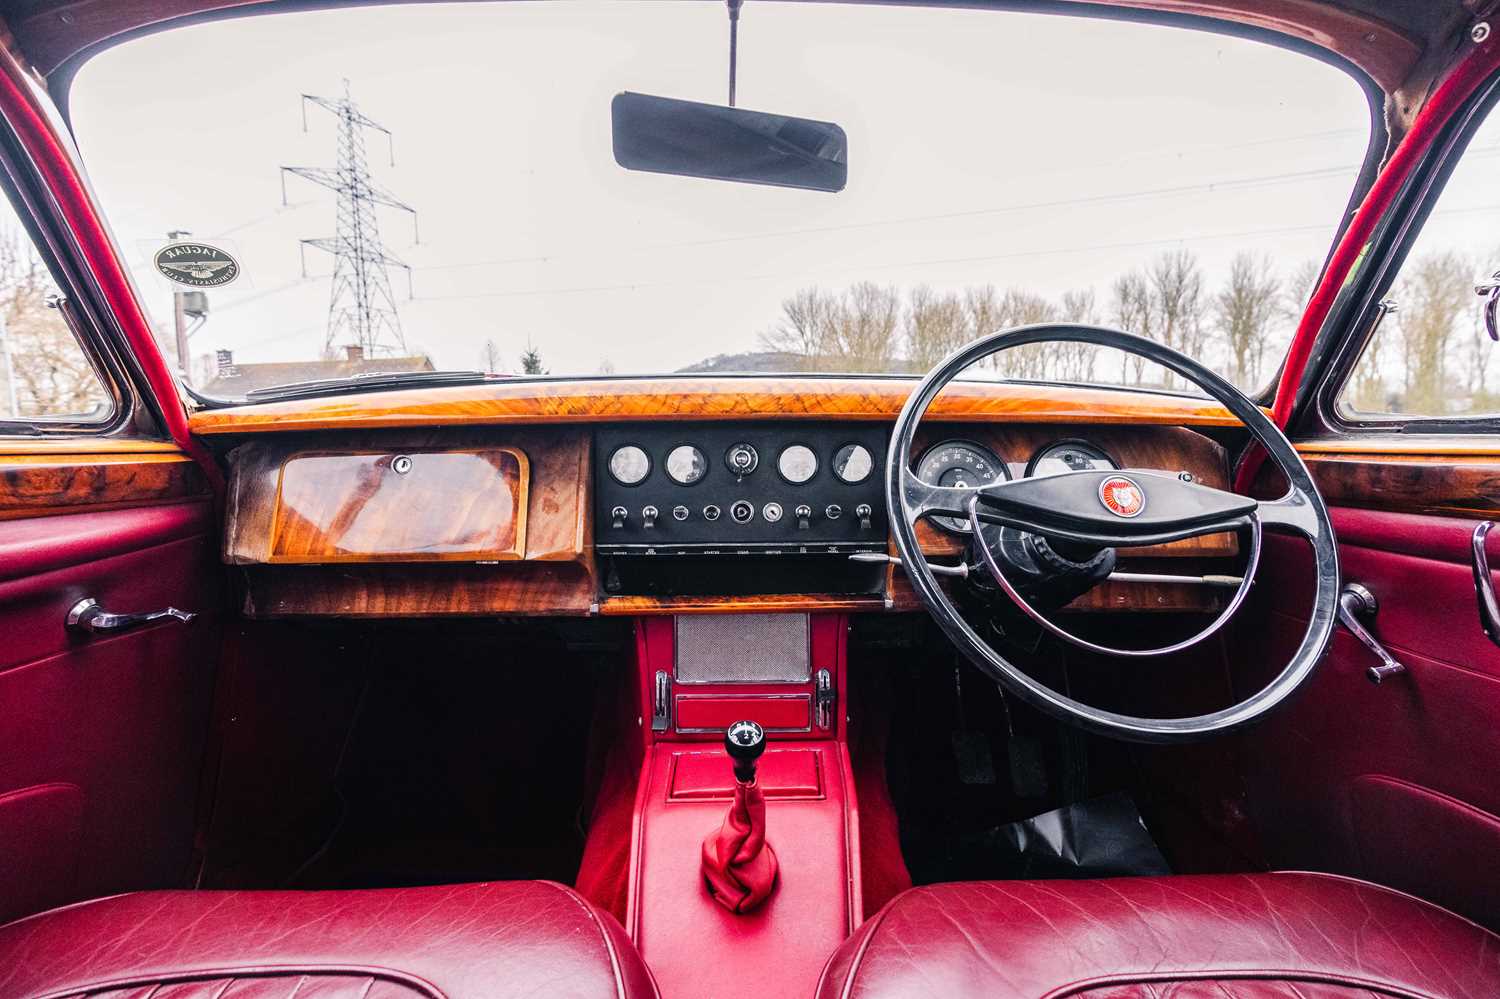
left=904, top=285, right=969, bottom=370
left=0, top=229, right=104, bottom=418
left=759, top=286, right=836, bottom=371
left=1396, top=250, right=1470, bottom=413
left=1147, top=250, right=1206, bottom=386
left=1213, top=253, right=1281, bottom=390
left=478, top=338, right=503, bottom=374
left=1110, top=272, right=1152, bottom=385
left=831, top=282, right=902, bottom=371
left=1053, top=288, right=1100, bottom=383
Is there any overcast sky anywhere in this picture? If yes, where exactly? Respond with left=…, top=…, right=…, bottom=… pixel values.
left=66, top=1, right=1382, bottom=379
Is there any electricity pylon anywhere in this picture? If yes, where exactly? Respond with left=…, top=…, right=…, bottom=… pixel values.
left=281, top=81, right=419, bottom=358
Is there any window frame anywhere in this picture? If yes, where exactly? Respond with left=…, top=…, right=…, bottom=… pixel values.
left=1316, top=69, right=1500, bottom=436
left=0, top=104, right=149, bottom=439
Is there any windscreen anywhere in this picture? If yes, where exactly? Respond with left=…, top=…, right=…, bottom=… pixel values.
left=66, top=1, right=1371, bottom=400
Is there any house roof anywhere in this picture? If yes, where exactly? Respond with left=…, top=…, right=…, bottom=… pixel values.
left=201, top=354, right=434, bottom=397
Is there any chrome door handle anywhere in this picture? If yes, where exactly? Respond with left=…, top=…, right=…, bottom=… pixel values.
left=1472, top=521, right=1500, bottom=648
left=66, top=597, right=196, bottom=635
left=1336, top=583, right=1406, bottom=684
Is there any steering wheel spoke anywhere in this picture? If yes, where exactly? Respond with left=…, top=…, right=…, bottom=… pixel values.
left=1255, top=487, right=1325, bottom=540
left=900, top=464, right=978, bottom=522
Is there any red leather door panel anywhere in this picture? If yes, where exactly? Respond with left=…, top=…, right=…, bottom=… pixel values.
left=1237, top=506, right=1500, bottom=929
left=0, top=500, right=219, bottom=923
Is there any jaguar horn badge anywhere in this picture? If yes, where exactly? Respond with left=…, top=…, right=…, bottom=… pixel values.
left=1098, top=475, right=1145, bottom=518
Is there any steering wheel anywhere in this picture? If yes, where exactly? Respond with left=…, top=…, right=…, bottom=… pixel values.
left=887, top=324, right=1339, bottom=744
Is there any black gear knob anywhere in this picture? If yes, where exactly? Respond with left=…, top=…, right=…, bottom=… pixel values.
left=724, top=719, right=766, bottom=783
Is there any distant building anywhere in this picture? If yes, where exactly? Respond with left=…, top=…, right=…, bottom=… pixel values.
left=200, top=344, right=434, bottom=396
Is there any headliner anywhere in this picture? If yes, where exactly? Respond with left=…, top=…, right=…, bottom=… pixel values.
left=0, top=0, right=1480, bottom=94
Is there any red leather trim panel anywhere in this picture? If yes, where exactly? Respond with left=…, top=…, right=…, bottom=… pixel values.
left=0, top=501, right=209, bottom=583
left=674, top=695, right=811, bottom=732
left=816, top=873, right=1500, bottom=999
left=0, top=501, right=219, bottom=923
left=1237, top=512, right=1500, bottom=930
left=0, top=882, right=659, bottom=999
left=631, top=741, right=857, bottom=999
left=668, top=747, right=823, bottom=800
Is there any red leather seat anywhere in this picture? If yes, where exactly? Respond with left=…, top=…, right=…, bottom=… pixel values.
left=0, top=881, right=657, bottom=999
left=818, top=873, right=1500, bottom=998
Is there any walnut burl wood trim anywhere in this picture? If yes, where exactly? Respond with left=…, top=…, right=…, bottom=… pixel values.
left=599, top=593, right=886, bottom=616
left=265, top=448, right=528, bottom=564
left=242, top=562, right=596, bottom=617
left=188, top=378, right=1249, bottom=434
left=225, top=429, right=586, bottom=566
left=0, top=452, right=205, bottom=519
left=1296, top=451, right=1500, bottom=518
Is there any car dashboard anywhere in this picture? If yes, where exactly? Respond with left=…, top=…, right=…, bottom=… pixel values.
left=205, top=376, right=1243, bottom=618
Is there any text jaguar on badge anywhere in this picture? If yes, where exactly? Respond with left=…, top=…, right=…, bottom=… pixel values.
left=154, top=242, right=240, bottom=288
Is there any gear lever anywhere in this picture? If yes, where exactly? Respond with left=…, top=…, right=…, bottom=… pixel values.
left=701, top=720, right=780, bottom=913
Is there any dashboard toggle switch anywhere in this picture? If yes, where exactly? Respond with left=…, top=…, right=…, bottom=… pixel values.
left=610, top=505, right=628, bottom=529
left=642, top=505, right=659, bottom=529
left=855, top=503, right=873, bottom=531
left=795, top=504, right=812, bottom=530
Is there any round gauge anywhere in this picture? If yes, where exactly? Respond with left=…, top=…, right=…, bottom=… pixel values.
left=608, top=444, right=651, bottom=486
left=777, top=444, right=819, bottom=484
left=833, top=443, right=874, bottom=484
left=915, top=440, right=1009, bottom=534
left=665, top=444, right=708, bottom=485
left=1026, top=440, right=1118, bottom=479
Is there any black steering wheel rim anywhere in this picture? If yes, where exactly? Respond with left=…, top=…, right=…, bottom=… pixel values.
left=886, top=323, right=1340, bottom=744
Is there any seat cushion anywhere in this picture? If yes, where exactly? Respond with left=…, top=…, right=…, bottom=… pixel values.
left=0, top=881, right=657, bottom=999
left=817, top=872, right=1500, bottom=998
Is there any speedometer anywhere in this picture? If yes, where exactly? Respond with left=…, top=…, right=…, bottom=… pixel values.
left=915, top=440, right=1009, bottom=534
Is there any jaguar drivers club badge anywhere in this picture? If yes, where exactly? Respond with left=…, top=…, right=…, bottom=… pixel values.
left=1098, top=475, right=1145, bottom=518
left=153, top=242, right=240, bottom=288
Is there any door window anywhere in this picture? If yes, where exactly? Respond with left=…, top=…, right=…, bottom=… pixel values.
left=1338, top=97, right=1500, bottom=419
left=0, top=191, right=112, bottom=425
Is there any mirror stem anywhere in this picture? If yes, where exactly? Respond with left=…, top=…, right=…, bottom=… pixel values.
left=727, top=0, right=743, bottom=106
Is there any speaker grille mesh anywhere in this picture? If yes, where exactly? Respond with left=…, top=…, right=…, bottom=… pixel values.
left=674, top=614, right=810, bottom=683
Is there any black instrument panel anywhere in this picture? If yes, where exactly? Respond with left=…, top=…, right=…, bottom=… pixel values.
left=595, top=423, right=888, bottom=554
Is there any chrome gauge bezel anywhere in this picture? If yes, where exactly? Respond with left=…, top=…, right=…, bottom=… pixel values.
left=776, top=443, right=819, bottom=484
left=664, top=443, right=709, bottom=486
left=832, top=442, right=875, bottom=484
left=607, top=444, right=652, bottom=486
left=914, top=439, right=1010, bottom=534
left=1024, top=438, right=1119, bottom=479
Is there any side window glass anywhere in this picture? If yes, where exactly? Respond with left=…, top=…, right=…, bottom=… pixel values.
left=1339, top=103, right=1500, bottom=419
left=0, top=202, right=111, bottom=425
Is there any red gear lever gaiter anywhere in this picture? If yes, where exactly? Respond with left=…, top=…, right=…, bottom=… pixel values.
left=701, top=777, right=779, bottom=913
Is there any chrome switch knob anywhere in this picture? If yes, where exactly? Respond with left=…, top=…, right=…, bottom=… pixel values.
left=610, top=506, right=628, bottom=529
left=726, top=444, right=759, bottom=476
left=795, top=504, right=812, bottom=530
left=642, top=505, right=659, bottom=529
left=855, top=503, right=873, bottom=531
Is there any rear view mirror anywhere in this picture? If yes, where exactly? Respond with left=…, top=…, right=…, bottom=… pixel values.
left=611, top=92, right=847, bottom=193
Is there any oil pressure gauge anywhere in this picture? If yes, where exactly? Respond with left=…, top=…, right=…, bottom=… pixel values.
left=915, top=440, right=1009, bottom=534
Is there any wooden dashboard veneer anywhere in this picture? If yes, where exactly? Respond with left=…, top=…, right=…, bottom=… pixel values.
left=267, top=448, right=527, bottom=563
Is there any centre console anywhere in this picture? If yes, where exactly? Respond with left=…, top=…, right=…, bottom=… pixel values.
left=625, top=613, right=859, bottom=999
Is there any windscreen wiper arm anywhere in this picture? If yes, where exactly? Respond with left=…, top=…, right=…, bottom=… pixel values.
left=244, top=369, right=495, bottom=404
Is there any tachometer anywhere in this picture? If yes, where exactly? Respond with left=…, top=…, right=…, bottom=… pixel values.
left=1026, top=440, right=1118, bottom=479
left=915, top=440, right=1008, bottom=533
